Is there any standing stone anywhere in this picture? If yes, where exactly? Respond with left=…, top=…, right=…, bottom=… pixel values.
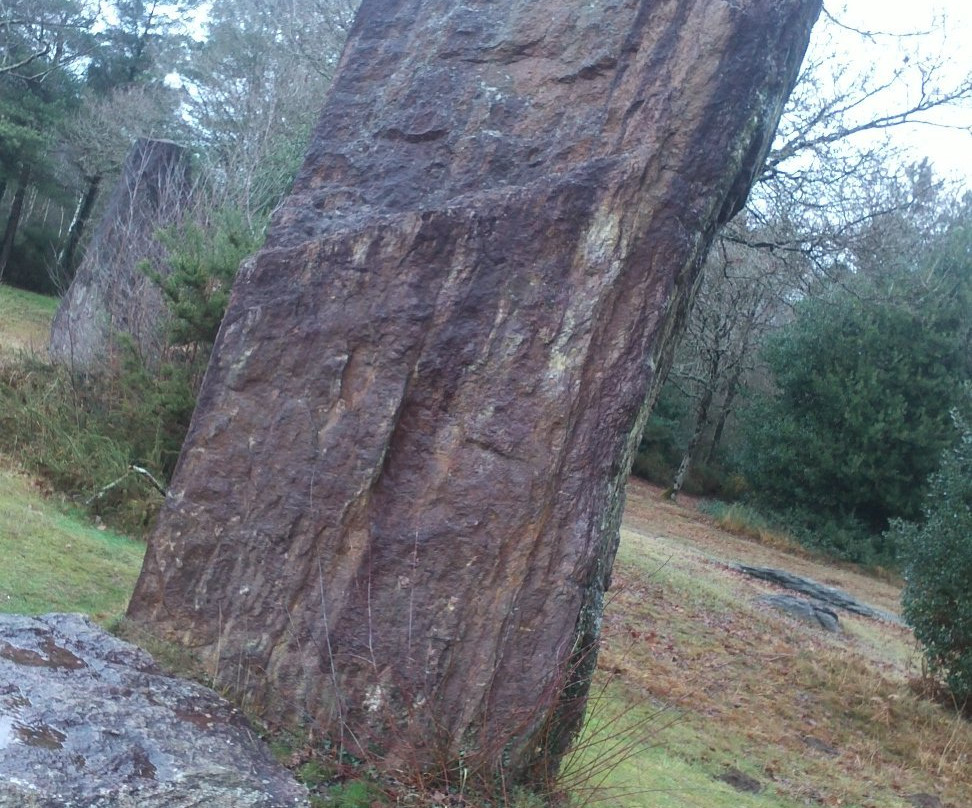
left=128, top=0, right=821, bottom=785
left=49, top=138, right=190, bottom=368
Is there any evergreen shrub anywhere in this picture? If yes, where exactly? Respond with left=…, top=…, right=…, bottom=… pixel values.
left=895, top=412, right=972, bottom=705
left=739, top=284, right=966, bottom=563
left=0, top=206, right=263, bottom=532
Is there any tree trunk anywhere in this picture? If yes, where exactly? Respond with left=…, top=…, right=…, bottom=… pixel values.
left=0, top=164, right=31, bottom=282
left=706, top=374, right=740, bottom=464
left=705, top=299, right=759, bottom=463
left=670, top=379, right=716, bottom=500
left=127, top=0, right=822, bottom=786
left=56, top=174, right=103, bottom=287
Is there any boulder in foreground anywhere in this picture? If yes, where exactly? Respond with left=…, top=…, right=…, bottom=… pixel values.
left=0, top=613, right=308, bottom=808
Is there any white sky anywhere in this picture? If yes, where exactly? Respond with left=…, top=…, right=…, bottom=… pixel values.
left=817, top=1, right=972, bottom=188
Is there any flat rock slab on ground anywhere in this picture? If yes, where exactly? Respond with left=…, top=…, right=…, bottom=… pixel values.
left=734, top=564, right=902, bottom=624
left=759, top=594, right=841, bottom=632
left=0, top=613, right=308, bottom=808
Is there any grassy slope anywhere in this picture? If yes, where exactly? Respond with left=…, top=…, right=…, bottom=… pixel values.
left=579, top=481, right=970, bottom=808
left=0, top=467, right=145, bottom=619
left=0, top=283, right=145, bottom=621
left=0, top=283, right=58, bottom=360
left=1, top=282, right=969, bottom=807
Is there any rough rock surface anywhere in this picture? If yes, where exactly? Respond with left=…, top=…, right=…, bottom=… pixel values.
left=0, top=613, right=308, bottom=808
left=49, top=138, right=190, bottom=369
left=735, top=565, right=902, bottom=624
left=128, top=0, right=822, bottom=782
left=759, top=594, right=841, bottom=632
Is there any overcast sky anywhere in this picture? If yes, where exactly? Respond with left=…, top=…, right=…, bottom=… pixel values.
left=818, top=1, right=972, bottom=188
left=174, top=2, right=970, bottom=187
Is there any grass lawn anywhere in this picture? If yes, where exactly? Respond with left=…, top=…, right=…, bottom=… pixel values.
left=0, top=465, right=145, bottom=621
left=0, top=282, right=58, bottom=360
left=0, top=283, right=146, bottom=622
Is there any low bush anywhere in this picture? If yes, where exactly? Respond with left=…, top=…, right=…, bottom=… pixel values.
left=631, top=387, right=689, bottom=485
left=0, top=357, right=171, bottom=532
left=779, top=508, right=887, bottom=566
left=697, top=500, right=801, bottom=552
left=683, top=463, right=748, bottom=500
left=631, top=450, right=748, bottom=502
left=0, top=205, right=263, bottom=534
left=630, top=447, right=671, bottom=485
left=698, top=495, right=900, bottom=567
left=894, top=413, right=972, bottom=707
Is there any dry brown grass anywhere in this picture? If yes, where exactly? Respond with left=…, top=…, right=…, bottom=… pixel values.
left=596, top=479, right=972, bottom=807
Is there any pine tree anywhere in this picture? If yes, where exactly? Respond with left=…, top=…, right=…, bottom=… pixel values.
left=739, top=218, right=970, bottom=561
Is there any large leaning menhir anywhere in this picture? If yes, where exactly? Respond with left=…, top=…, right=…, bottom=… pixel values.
left=128, top=0, right=822, bottom=785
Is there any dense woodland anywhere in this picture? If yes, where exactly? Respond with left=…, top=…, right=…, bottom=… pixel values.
left=0, top=1, right=971, bottom=702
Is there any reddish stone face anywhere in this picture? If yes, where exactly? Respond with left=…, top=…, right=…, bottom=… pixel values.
left=128, top=0, right=822, bottom=784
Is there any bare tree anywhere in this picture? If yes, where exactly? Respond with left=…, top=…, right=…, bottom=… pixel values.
left=748, top=4, right=971, bottom=265
left=0, top=0, right=97, bottom=79
left=49, top=137, right=193, bottom=368
left=281, top=0, right=358, bottom=79
left=180, top=0, right=358, bottom=222
left=56, top=85, right=186, bottom=285
left=658, top=5, right=972, bottom=496
left=667, top=225, right=808, bottom=498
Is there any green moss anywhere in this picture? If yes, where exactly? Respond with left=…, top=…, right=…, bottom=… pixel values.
left=322, top=780, right=385, bottom=807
